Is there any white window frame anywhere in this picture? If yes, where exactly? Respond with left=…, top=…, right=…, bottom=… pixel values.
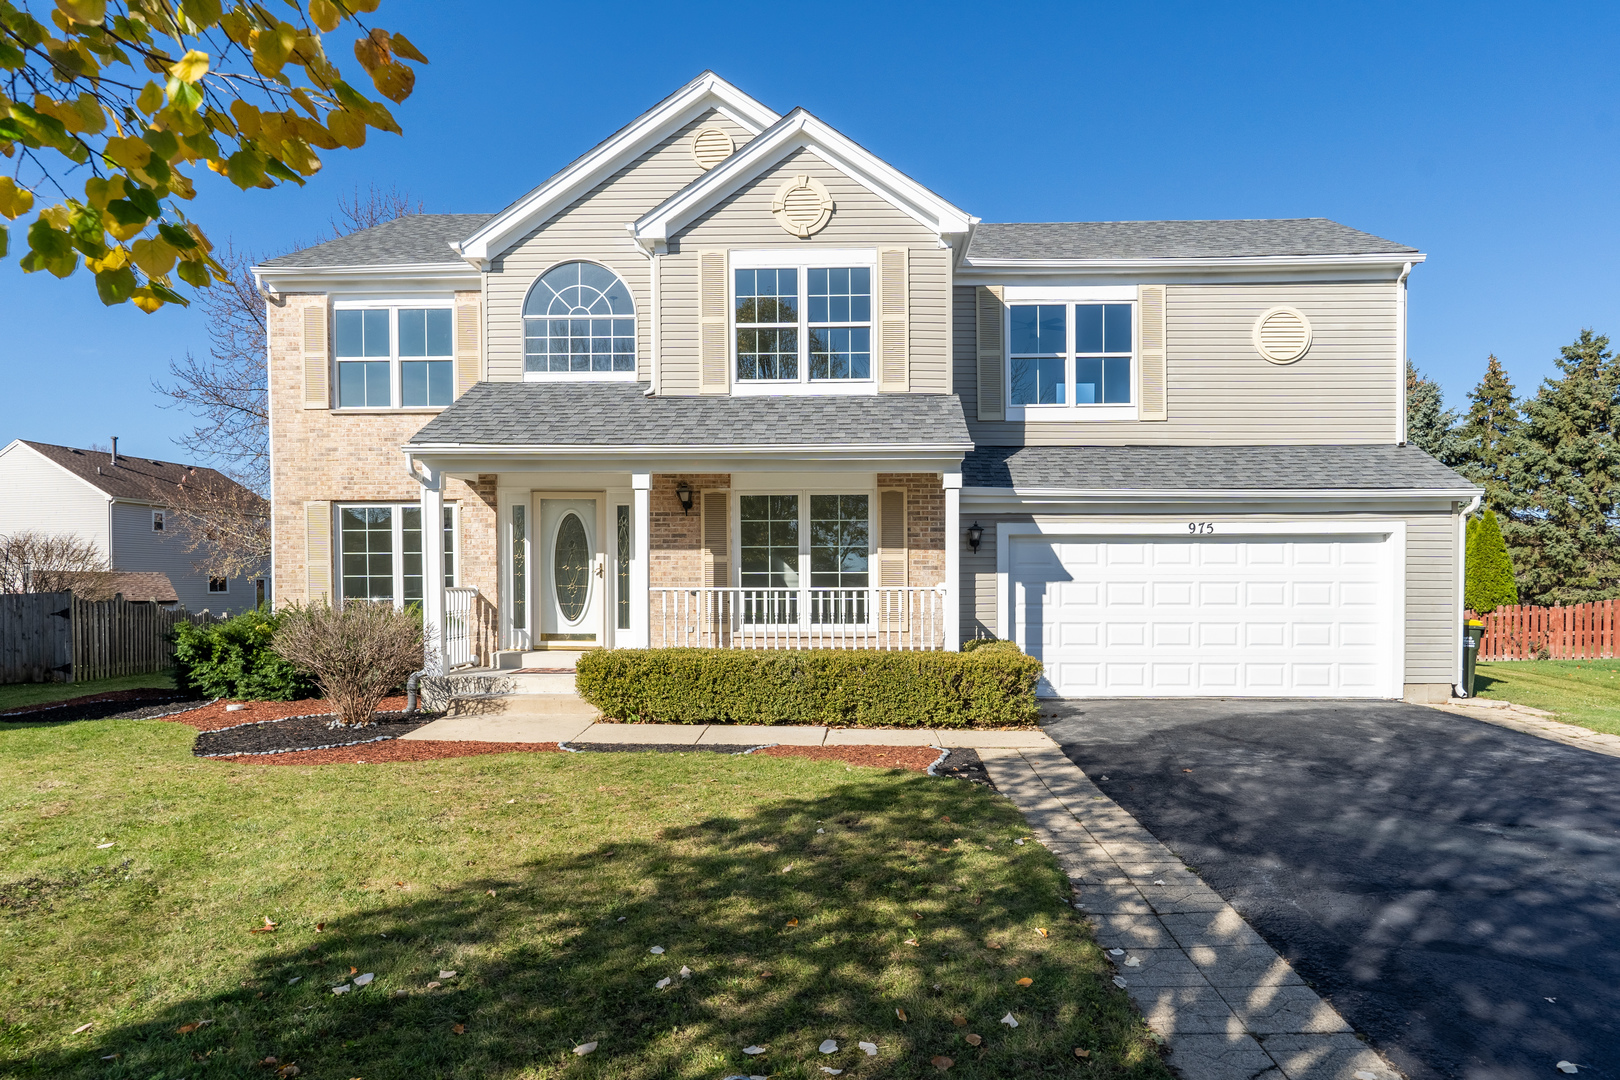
left=520, top=260, right=639, bottom=383
left=334, top=501, right=460, bottom=610
left=331, top=300, right=457, bottom=412
left=151, top=510, right=165, bottom=532
left=1003, top=285, right=1139, bottom=422
left=730, top=247, right=879, bottom=396
left=730, top=481, right=878, bottom=626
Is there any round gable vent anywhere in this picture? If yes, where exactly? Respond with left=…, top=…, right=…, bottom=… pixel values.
left=1252, top=306, right=1313, bottom=364
left=771, top=174, right=834, bottom=238
left=690, top=126, right=734, bottom=170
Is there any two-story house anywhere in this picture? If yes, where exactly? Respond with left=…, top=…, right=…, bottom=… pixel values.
left=256, top=72, right=1480, bottom=703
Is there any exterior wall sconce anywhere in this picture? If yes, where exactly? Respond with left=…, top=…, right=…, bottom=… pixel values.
left=966, top=521, right=984, bottom=553
left=676, top=483, right=694, bottom=515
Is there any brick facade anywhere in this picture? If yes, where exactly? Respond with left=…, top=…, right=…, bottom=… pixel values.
left=649, top=473, right=731, bottom=588
left=877, top=472, right=946, bottom=588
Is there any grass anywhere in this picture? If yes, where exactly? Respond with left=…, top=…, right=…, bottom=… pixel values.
left=1474, top=658, right=1620, bottom=735
left=0, top=673, right=175, bottom=714
left=0, top=717, right=1166, bottom=1080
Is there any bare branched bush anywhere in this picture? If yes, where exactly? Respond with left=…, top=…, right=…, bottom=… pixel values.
left=0, top=531, right=108, bottom=594
left=166, top=478, right=272, bottom=584
left=270, top=603, right=426, bottom=727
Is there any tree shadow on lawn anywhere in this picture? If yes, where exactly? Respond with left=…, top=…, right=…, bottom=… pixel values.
left=11, top=772, right=1167, bottom=1080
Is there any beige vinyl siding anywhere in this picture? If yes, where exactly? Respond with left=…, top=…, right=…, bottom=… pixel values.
left=955, top=282, right=1401, bottom=445
left=662, top=148, right=950, bottom=395
left=484, top=109, right=754, bottom=382
left=961, top=507, right=1459, bottom=685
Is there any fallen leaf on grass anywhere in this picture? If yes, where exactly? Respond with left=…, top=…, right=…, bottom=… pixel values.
left=942, top=815, right=951, bottom=822
left=315, top=923, right=325, bottom=932
left=1074, top=1048, right=1091, bottom=1059
left=757, top=971, right=774, bottom=979
left=70, top=1023, right=92, bottom=1035
left=353, top=973, right=374, bottom=987
left=896, top=1008, right=908, bottom=1022
left=1035, top=927, right=1049, bottom=937
left=426, top=981, right=441, bottom=990
left=820, top=1039, right=839, bottom=1053
left=987, top=943, right=1002, bottom=950
left=249, top=918, right=278, bottom=934
left=287, top=976, right=301, bottom=985
left=392, top=989, right=407, bottom=997
left=951, top=1015, right=966, bottom=1027
left=574, top=1041, right=597, bottom=1055
left=786, top=918, right=799, bottom=927
left=275, top=1066, right=300, bottom=1079
left=743, top=1045, right=766, bottom=1055
left=859, top=1041, right=878, bottom=1055
left=822, top=1069, right=843, bottom=1076
left=452, top=1023, right=465, bottom=1035
left=932, top=1055, right=954, bottom=1070
left=965, top=1034, right=982, bottom=1046
left=332, top=984, right=351, bottom=995
left=782, top=864, right=794, bottom=873
left=349, top=966, right=358, bottom=975
left=1014, top=839, right=1025, bottom=846
left=1000, top=1013, right=1018, bottom=1028
left=903, top=938, right=920, bottom=947
left=679, top=966, right=692, bottom=978
left=650, top=946, right=665, bottom=954
left=96, top=842, right=115, bottom=849
left=1016, top=977, right=1033, bottom=986
left=439, top=970, right=457, bottom=978
left=176, top=1020, right=213, bottom=1034
left=655, top=978, right=671, bottom=989
left=817, top=828, right=825, bottom=834
left=485, top=889, right=496, bottom=897
left=100, top=1055, right=121, bottom=1061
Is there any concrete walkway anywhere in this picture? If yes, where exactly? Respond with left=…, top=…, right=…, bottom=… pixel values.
left=1429, top=697, right=1620, bottom=758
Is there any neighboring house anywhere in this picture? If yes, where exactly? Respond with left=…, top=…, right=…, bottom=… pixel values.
left=0, top=440, right=267, bottom=614
left=73, top=570, right=181, bottom=606
left=254, top=72, right=1480, bottom=702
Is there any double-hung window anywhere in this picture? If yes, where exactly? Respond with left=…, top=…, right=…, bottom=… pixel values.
left=1007, top=296, right=1136, bottom=417
left=738, top=492, right=870, bottom=624
left=335, top=306, right=454, bottom=409
left=338, top=503, right=457, bottom=609
left=734, top=251, right=874, bottom=391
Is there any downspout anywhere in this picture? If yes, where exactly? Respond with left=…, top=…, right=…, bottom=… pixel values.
left=1396, top=261, right=1413, bottom=445
left=1454, top=492, right=1482, bottom=696
left=633, top=233, right=661, bottom=396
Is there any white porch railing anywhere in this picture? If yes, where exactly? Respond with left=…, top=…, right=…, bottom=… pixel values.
left=651, top=587, right=947, bottom=651
left=444, top=586, right=478, bottom=668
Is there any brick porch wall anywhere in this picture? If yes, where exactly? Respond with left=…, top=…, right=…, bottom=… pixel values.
left=877, top=472, right=946, bottom=588
left=649, top=472, right=731, bottom=589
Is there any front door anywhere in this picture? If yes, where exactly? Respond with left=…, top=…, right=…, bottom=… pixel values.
left=538, top=497, right=602, bottom=644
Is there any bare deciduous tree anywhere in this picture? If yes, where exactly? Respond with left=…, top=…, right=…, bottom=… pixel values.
left=166, top=478, right=272, bottom=584
left=271, top=602, right=427, bottom=727
left=0, top=531, right=109, bottom=595
left=331, top=184, right=426, bottom=239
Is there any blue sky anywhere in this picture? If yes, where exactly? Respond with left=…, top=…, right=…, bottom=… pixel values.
left=3, top=0, right=1616, bottom=461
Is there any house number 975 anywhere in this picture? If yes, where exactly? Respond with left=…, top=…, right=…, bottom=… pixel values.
left=1187, top=522, right=1216, bottom=534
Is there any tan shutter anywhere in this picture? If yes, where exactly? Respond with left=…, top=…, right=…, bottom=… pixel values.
left=877, top=488, right=908, bottom=630
left=877, top=248, right=909, bottom=391
left=700, top=489, right=729, bottom=587
left=301, top=299, right=329, bottom=409
left=1138, top=284, right=1167, bottom=421
left=304, top=501, right=332, bottom=604
left=454, top=301, right=481, bottom=398
left=698, top=249, right=729, bottom=394
left=975, top=285, right=1004, bottom=421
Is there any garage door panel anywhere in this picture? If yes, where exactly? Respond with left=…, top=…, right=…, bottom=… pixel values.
left=1200, top=623, right=1239, bottom=647
left=1106, top=623, right=1146, bottom=646
left=1201, top=582, right=1240, bottom=605
left=1107, top=582, right=1146, bottom=605
left=1293, top=623, right=1333, bottom=647
left=1154, top=623, right=1193, bottom=647
left=1247, top=582, right=1287, bottom=605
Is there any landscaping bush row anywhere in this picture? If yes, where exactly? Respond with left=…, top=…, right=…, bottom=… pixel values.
left=574, top=647, right=1043, bottom=728
left=172, top=609, right=318, bottom=701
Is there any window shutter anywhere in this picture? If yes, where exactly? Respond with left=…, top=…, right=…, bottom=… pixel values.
left=302, top=299, right=330, bottom=409
left=699, top=250, right=729, bottom=395
left=975, top=286, right=1004, bottom=421
left=1138, top=284, right=1168, bottom=421
left=877, top=488, right=908, bottom=630
left=700, top=490, right=729, bottom=587
left=877, top=248, right=909, bottom=391
left=304, top=501, right=332, bottom=603
left=454, top=301, right=482, bottom=398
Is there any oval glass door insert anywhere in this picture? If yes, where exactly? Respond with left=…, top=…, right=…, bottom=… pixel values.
left=554, top=512, right=590, bottom=622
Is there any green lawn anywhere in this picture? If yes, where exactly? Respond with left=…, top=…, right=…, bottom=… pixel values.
left=0, top=673, right=175, bottom=714
left=0, top=717, right=1166, bottom=1080
left=1474, top=658, right=1620, bottom=735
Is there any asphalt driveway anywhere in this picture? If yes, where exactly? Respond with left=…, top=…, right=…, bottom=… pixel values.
left=1044, top=699, right=1620, bottom=1080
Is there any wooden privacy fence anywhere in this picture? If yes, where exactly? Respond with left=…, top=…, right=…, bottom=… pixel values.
left=1474, top=599, right=1618, bottom=661
left=0, top=591, right=223, bottom=684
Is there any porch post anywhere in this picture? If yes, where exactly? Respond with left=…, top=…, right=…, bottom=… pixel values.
left=943, top=471, right=962, bottom=651
left=419, top=468, right=447, bottom=675
left=632, top=472, right=652, bottom=648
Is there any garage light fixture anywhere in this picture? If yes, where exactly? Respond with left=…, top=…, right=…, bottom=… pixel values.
left=966, top=522, right=984, bottom=553
left=676, top=483, right=694, bottom=516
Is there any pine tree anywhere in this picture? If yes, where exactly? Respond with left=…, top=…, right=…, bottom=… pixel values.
left=1406, top=361, right=1460, bottom=461
left=1465, top=509, right=1519, bottom=614
left=1451, top=355, right=1521, bottom=513
left=1502, top=329, right=1620, bottom=605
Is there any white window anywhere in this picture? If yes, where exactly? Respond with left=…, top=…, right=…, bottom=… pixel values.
left=208, top=577, right=228, bottom=594
left=333, top=304, right=455, bottom=409
left=737, top=491, right=871, bottom=624
left=151, top=510, right=165, bottom=532
left=1005, top=293, right=1137, bottom=419
left=522, top=261, right=636, bottom=379
left=732, top=249, right=876, bottom=393
left=337, top=503, right=458, bottom=608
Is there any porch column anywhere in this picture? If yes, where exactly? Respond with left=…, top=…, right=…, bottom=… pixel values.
left=420, top=468, right=447, bottom=675
left=632, top=472, right=652, bottom=648
left=943, top=471, right=962, bottom=651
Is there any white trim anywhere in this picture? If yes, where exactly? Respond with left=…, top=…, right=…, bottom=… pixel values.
left=1003, top=284, right=1135, bottom=301
left=253, top=263, right=480, bottom=295
left=994, top=517, right=1408, bottom=699
left=331, top=302, right=457, bottom=410
left=963, top=486, right=1481, bottom=503
left=631, top=473, right=651, bottom=648
left=961, top=252, right=1427, bottom=273
left=633, top=110, right=976, bottom=244
left=731, top=247, right=877, bottom=269
left=730, top=251, right=880, bottom=394
left=410, top=442, right=972, bottom=457
left=944, top=471, right=961, bottom=651
left=152, top=509, right=166, bottom=532
left=332, top=499, right=460, bottom=612
left=1397, top=261, right=1413, bottom=444
left=518, top=258, right=640, bottom=382
left=458, top=73, right=780, bottom=266
left=1004, top=296, right=1138, bottom=422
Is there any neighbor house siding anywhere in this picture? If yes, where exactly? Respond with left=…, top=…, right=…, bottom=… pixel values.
left=662, top=148, right=950, bottom=395
left=956, top=282, right=1401, bottom=445
left=960, top=506, right=1459, bottom=688
left=0, top=446, right=109, bottom=553
left=484, top=109, right=755, bottom=384
left=107, top=500, right=259, bottom=614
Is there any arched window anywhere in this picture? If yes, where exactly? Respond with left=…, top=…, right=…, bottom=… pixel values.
left=523, top=262, right=636, bottom=374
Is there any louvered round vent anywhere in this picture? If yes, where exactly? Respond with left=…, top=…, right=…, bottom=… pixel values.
left=690, top=126, right=733, bottom=170
left=1252, top=306, right=1313, bottom=364
left=771, top=174, right=834, bottom=238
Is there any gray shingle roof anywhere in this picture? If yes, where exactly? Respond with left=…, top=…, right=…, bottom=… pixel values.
left=258, top=214, right=491, bottom=269
left=407, top=383, right=972, bottom=448
left=964, top=444, right=1477, bottom=491
left=964, top=218, right=1417, bottom=262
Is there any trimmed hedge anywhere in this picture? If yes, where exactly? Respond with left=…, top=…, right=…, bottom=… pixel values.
left=172, top=608, right=319, bottom=701
left=575, top=647, right=1043, bottom=728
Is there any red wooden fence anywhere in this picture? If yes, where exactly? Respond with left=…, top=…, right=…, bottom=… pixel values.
left=1473, top=599, right=1619, bottom=660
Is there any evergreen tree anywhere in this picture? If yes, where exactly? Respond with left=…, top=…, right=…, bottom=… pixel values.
left=1465, top=509, right=1519, bottom=614
left=1502, top=329, right=1620, bottom=605
left=1451, top=355, right=1522, bottom=513
left=1406, top=361, right=1460, bottom=461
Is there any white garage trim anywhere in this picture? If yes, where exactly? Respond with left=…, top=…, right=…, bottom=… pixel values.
left=996, top=519, right=1406, bottom=699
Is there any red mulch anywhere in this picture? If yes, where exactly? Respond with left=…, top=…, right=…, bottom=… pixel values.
left=164, top=696, right=410, bottom=733
left=211, top=740, right=561, bottom=766
left=757, top=744, right=942, bottom=772
left=0, top=687, right=185, bottom=717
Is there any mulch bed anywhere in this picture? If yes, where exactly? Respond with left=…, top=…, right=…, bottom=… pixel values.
left=164, top=696, right=411, bottom=733
left=209, top=740, right=562, bottom=766
left=933, top=747, right=994, bottom=788
left=193, top=711, right=440, bottom=758
left=757, top=744, right=944, bottom=771
left=1, top=689, right=209, bottom=723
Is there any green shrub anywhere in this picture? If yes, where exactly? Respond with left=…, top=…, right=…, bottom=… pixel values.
left=575, top=647, right=1043, bottom=728
left=1466, top=509, right=1520, bottom=614
left=172, top=609, right=319, bottom=701
left=961, top=637, right=1020, bottom=654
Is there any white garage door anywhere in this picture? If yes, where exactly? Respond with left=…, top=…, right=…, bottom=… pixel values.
left=1011, top=534, right=1398, bottom=698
